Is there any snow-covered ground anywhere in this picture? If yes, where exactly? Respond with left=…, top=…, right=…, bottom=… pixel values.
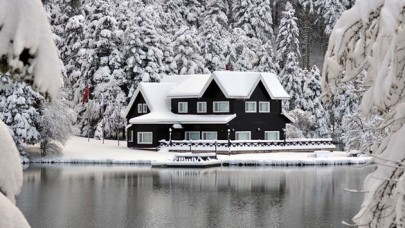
left=29, top=136, right=372, bottom=166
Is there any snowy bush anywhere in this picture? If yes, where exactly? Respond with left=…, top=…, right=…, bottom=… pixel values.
left=286, top=109, right=315, bottom=138
left=38, top=90, right=75, bottom=156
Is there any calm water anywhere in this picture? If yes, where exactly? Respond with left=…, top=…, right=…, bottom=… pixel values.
left=17, top=165, right=375, bottom=228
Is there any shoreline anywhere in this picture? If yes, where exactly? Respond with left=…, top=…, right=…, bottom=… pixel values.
left=25, top=136, right=372, bottom=168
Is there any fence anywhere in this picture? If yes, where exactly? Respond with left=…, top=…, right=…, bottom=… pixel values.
left=159, top=138, right=336, bottom=153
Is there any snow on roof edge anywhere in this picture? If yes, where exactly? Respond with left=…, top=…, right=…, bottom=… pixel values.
left=129, top=114, right=237, bottom=125
left=260, top=73, right=290, bottom=100
left=124, top=86, right=141, bottom=118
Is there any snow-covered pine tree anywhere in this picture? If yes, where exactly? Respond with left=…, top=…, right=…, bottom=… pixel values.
left=279, top=52, right=303, bottom=111
left=316, top=0, right=347, bottom=36
left=73, top=0, right=126, bottom=136
left=124, top=5, right=173, bottom=98
left=183, top=0, right=206, bottom=28
left=230, top=0, right=277, bottom=72
left=302, top=65, right=329, bottom=138
left=162, top=0, right=185, bottom=34
left=322, top=1, right=405, bottom=225
left=297, top=0, right=317, bottom=70
left=275, top=1, right=300, bottom=71
left=173, top=26, right=209, bottom=74
left=255, top=41, right=278, bottom=73
left=0, top=75, right=42, bottom=152
left=228, top=28, right=258, bottom=71
left=328, top=79, right=360, bottom=141
left=199, top=0, right=231, bottom=72
left=232, top=0, right=274, bottom=43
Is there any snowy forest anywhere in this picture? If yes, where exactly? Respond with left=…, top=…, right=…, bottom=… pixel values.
left=1, top=0, right=380, bottom=157
left=3, top=0, right=405, bottom=227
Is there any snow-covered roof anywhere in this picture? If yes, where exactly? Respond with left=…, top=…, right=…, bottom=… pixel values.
left=261, top=73, right=290, bottom=99
left=126, top=81, right=236, bottom=124
left=129, top=113, right=236, bottom=125
left=212, top=71, right=261, bottom=98
left=163, top=71, right=290, bottom=100
left=166, top=74, right=211, bottom=98
left=160, top=74, right=193, bottom=85
left=124, top=82, right=176, bottom=117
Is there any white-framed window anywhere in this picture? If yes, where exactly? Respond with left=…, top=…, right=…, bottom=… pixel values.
left=137, top=132, right=153, bottom=144
left=178, top=102, right=188, bottom=113
left=245, top=101, right=257, bottom=113
left=197, top=102, right=207, bottom=113
left=137, top=103, right=143, bottom=113
left=213, top=101, right=229, bottom=113
left=235, top=131, right=251, bottom=140
left=259, top=102, right=270, bottom=113
left=265, top=131, right=280, bottom=140
left=202, top=131, right=217, bottom=140
left=185, top=131, right=200, bottom=140
left=143, top=103, right=148, bottom=113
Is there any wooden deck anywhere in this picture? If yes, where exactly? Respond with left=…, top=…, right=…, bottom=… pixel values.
left=160, top=139, right=336, bottom=154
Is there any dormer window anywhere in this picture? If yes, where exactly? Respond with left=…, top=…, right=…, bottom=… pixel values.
left=137, top=104, right=142, bottom=113
left=245, top=101, right=257, bottom=113
left=259, top=102, right=270, bottom=113
left=138, top=103, right=148, bottom=113
left=213, top=101, right=229, bottom=113
left=178, top=102, right=188, bottom=113
left=197, top=102, right=207, bottom=113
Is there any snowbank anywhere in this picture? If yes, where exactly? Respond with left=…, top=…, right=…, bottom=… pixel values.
left=30, top=136, right=372, bottom=167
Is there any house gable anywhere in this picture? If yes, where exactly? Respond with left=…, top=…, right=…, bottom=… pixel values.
left=171, top=79, right=229, bottom=115
left=126, top=92, right=149, bottom=120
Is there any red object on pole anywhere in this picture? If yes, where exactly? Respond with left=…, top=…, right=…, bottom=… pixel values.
left=82, top=84, right=89, bottom=105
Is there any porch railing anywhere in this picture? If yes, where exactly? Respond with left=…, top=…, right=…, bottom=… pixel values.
left=159, top=138, right=336, bottom=152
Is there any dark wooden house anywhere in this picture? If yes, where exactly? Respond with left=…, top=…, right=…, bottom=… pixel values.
left=124, top=71, right=292, bottom=148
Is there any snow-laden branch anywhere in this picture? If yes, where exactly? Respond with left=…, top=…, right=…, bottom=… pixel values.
left=0, top=0, right=63, bottom=99
left=322, top=0, right=405, bottom=227
left=0, top=0, right=63, bottom=227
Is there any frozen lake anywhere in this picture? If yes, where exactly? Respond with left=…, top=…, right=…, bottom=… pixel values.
left=17, top=165, right=374, bottom=228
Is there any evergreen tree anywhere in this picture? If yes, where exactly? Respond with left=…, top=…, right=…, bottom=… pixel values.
left=200, top=0, right=230, bottom=72
left=183, top=0, right=206, bottom=28
left=329, top=79, right=360, bottom=139
left=228, top=28, right=258, bottom=71
left=275, top=1, right=300, bottom=70
left=298, top=0, right=317, bottom=69
left=173, top=26, right=209, bottom=74
left=232, top=0, right=274, bottom=43
left=0, top=75, right=42, bottom=152
left=162, top=0, right=185, bottom=34
left=73, top=0, right=126, bottom=136
left=280, top=52, right=303, bottom=111
left=301, top=65, right=329, bottom=138
left=255, top=41, right=278, bottom=73
left=316, top=0, right=347, bottom=36
left=124, top=5, right=175, bottom=98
